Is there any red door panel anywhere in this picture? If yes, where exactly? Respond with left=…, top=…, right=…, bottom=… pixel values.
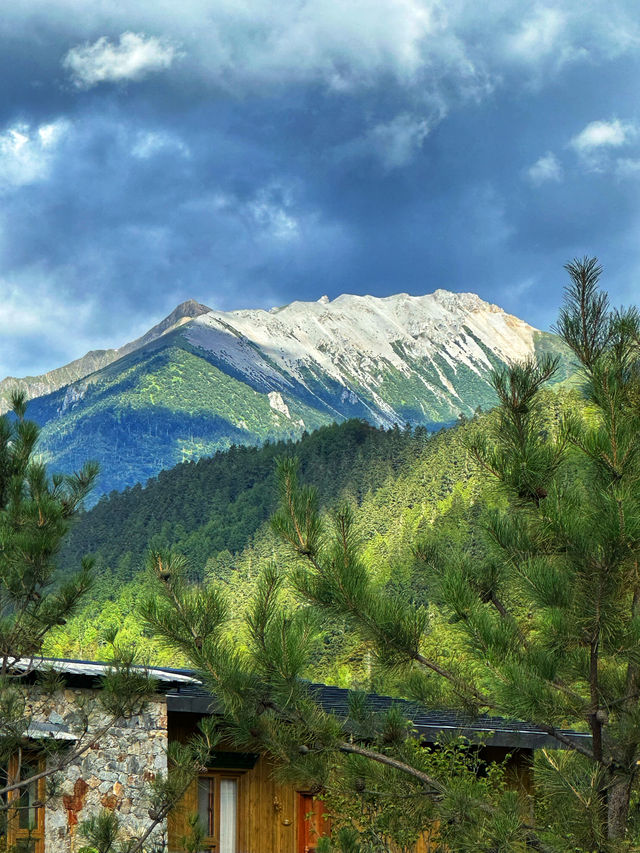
left=298, top=793, right=330, bottom=853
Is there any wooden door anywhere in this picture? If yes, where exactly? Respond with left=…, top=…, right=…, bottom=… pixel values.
left=298, top=793, right=329, bottom=853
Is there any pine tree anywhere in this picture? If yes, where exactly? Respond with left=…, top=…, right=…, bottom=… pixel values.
left=142, top=554, right=526, bottom=852
left=0, top=392, right=201, bottom=852
left=442, top=257, right=640, bottom=846
left=270, top=258, right=640, bottom=848
left=143, top=259, right=640, bottom=850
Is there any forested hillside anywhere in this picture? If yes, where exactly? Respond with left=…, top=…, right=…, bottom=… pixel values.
left=48, top=413, right=474, bottom=667
left=60, top=419, right=433, bottom=582
left=50, top=389, right=573, bottom=678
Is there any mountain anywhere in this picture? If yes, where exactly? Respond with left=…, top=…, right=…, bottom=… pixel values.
left=51, top=416, right=466, bottom=665
left=3, top=290, right=573, bottom=498
left=0, top=299, right=212, bottom=413
left=184, top=290, right=572, bottom=421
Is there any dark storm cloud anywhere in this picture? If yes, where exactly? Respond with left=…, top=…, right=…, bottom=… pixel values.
left=2, top=1, right=640, bottom=376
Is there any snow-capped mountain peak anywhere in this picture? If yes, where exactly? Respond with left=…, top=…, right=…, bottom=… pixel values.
left=184, top=289, right=539, bottom=421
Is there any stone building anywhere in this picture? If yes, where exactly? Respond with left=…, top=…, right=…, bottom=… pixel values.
left=2, top=659, right=590, bottom=853
left=3, top=661, right=193, bottom=853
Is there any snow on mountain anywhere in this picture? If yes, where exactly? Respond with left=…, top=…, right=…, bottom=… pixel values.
left=1, top=287, right=568, bottom=499
left=183, top=289, right=539, bottom=424
left=188, top=291, right=536, bottom=381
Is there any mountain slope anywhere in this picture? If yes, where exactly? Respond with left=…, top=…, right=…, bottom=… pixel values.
left=50, top=390, right=577, bottom=672
left=6, top=290, right=574, bottom=497
left=184, top=290, right=542, bottom=423
left=50, top=416, right=464, bottom=667
left=0, top=299, right=211, bottom=413
left=59, top=419, right=428, bottom=585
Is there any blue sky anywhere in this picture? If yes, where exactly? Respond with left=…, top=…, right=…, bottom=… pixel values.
left=2, top=1, right=640, bottom=378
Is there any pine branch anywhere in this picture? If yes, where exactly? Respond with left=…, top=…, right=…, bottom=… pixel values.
left=337, top=741, right=444, bottom=794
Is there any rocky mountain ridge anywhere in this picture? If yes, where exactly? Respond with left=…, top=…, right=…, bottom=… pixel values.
left=2, top=289, right=571, bottom=498
left=0, top=299, right=211, bottom=413
left=184, top=290, right=538, bottom=425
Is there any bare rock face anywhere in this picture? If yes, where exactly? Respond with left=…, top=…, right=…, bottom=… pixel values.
left=184, top=289, right=540, bottom=425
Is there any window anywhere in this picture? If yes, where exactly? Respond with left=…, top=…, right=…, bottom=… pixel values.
left=1, top=751, right=45, bottom=853
left=196, top=773, right=238, bottom=853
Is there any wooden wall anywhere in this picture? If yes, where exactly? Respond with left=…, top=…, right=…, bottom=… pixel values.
left=167, top=712, right=533, bottom=853
left=169, top=712, right=303, bottom=853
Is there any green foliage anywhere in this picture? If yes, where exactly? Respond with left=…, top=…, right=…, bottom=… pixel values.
left=141, top=552, right=521, bottom=852
left=79, top=809, right=120, bottom=853
left=29, top=343, right=322, bottom=499
left=321, top=738, right=522, bottom=853
left=235, top=259, right=640, bottom=848
left=60, top=419, right=426, bottom=579
left=0, top=393, right=192, bottom=851
left=49, top=420, right=443, bottom=666
left=0, top=390, right=98, bottom=764
left=179, top=812, right=207, bottom=853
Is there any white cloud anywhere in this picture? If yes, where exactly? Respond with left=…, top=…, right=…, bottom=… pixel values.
left=615, top=158, right=640, bottom=177
left=192, top=0, right=451, bottom=91
left=499, top=6, right=592, bottom=86
left=0, top=280, right=79, bottom=338
left=250, top=201, right=299, bottom=240
left=368, top=113, right=433, bottom=169
left=0, top=0, right=633, bottom=102
left=570, top=119, right=635, bottom=153
left=0, top=120, right=70, bottom=191
left=38, top=0, right=493, bottom=105
left=569, top=119, right=637, bottom=172
left=526, top=152, right=563, bottom=185
left=507, top=8, right=566, bottom=62
left=0, top=272, right=100, bottom=377
left=131, top=131, right=190, bottom=159
left=63, top=32, right=179, bottom=88
left=0, top=0, right=628, bottom=133
left=335, top=110, right=440, bottom=170
left=247, top=185, right=300, bottom=241
left=38, top=122, right=68, bottom=147
left=183, top=184, right=301, bottom=242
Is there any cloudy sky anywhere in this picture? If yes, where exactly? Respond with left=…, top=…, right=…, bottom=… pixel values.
left=2, top=1, right=640, bottom=378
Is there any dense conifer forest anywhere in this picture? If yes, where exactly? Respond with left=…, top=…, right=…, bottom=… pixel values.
left=49, top=393, right=573, bottom=679
left=60, top=419, right=434, bottom=580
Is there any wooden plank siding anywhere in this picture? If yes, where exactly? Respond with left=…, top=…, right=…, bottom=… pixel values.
left=169, top=712, right=300, bottom=853
left=168, top=712, right=533, bottom=853
left=169, top=755, right=300, bottom=852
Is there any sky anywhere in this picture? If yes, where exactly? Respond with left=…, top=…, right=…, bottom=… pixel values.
left=2, top=1, right=640, bottom=378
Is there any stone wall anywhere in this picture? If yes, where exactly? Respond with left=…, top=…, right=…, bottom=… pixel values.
left=25, top=685, right=168, bottom=852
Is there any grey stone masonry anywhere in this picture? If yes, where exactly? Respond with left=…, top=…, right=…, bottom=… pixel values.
left=25, top=685, right=169, bottom=852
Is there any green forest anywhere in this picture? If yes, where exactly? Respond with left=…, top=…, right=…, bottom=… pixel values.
left=48, top=397, right=564, bottom=683
left=48, top=416, right=447, bottom=668
left=7, top=259, right=640, bottom=850
left=138, top=260, right=640, bottom=849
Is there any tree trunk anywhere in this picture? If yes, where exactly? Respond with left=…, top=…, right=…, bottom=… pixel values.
left=607, top=772, right=632, bottom=843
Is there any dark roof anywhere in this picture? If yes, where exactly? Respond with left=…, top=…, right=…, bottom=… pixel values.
left=27, top=658, right=589, bottom=752
left=14, top=656, right=197, bottom=687
left=167, top=679, right=590, bottom=751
